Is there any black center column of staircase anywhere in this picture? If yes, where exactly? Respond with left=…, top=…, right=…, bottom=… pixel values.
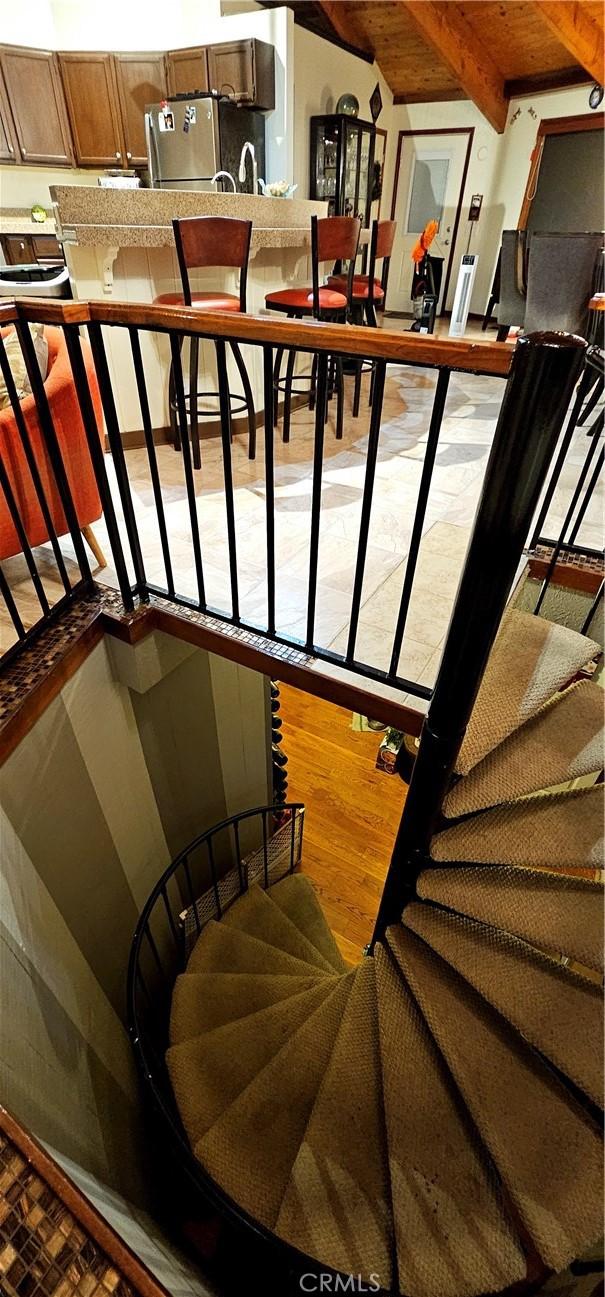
left=371, top=331, right=588, bottom=949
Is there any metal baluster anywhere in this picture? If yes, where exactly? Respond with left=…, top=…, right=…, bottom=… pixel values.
left=0, top=563, right=25, bottom=638
left=62, top=325, right=134, bottom=609
left=136, top=964, right=154, bottom=1010
left=86, top=322, right=147, bottom=599
left=207, top=837, right=222, bottom=919
left=182, top=855, right=201, bottom=935
left=0, top=447, right=49, bottom=615
left=345, top=359, right=387, bottom=662
left=388, top=368, right=451, bottom=678
left=129, top=327, right=175, bottom=598
left=262, top=809, right=269, bottom=889
left=529, top=375, right=588, bottom=549
left=170, top=333, right=206, bottom=608
left=290, top=807, right=296, bottom=874
left=263, top=344, right=276, bottom=637
left=14, top=320, right=92, bottom=582
left=215, top=339, right=239, bottom=622
left=0, top=333, right=71, bottom=594
left=581, top=580, right=604, bottom=636
left=534, top=429, right=603, bottom=615
left=145, top=926, right=164, bottom=977
left=160, top=884, right=180, bottom=948
left=371, top=331, right=587, bottom=945
left=233, top=819, right=245, bottom=894
left=568, top=447, right=604, bottom=545
left=306, top=352, right=329, bottom=649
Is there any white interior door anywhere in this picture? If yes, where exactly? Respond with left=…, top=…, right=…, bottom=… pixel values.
left=388, top=132, right=470, bottom=314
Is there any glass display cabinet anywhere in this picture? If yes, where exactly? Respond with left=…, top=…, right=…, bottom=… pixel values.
left=310, top=114, right=376, bottom=223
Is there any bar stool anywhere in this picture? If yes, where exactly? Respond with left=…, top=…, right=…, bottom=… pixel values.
left=265, top=214, right=361, bottom=441
left=328, top=218, right=396, bottom=416
left=155, top=215, right=255, bottom=467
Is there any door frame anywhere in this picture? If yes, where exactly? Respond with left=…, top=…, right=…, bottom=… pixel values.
left=390, top=126, right=474, bottom=313
left=518, top=111, right=604, bottom=229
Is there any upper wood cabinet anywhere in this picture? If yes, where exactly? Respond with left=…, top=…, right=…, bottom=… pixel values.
left=166, top=46, right=209, bottom=97
left=207, top=39, right=274, bottom=111
left=0, top=46, right=72, bottom=165
left=58, top=52, right=125, bottom=167
left=114, top=52, right=166, bottom=166
left=0, top=63, right=18, bottom=164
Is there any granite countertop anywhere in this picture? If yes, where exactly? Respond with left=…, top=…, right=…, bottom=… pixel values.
left=0, top=209, right=57, bottom=237
left=50, top=186, right=327, bottom=251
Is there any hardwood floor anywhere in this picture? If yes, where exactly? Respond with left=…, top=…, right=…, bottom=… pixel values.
left=278, top=681, right=408, bottom=965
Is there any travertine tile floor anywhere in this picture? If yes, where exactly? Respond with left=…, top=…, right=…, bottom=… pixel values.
left=3, top=331, right=603, bottom=708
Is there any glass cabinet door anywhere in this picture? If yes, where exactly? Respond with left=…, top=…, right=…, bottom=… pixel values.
left=357, top=127, right=372, bottom=223
left=314, top=120, right=338, bottom=204
left=343, top=124, right=360, bottom=217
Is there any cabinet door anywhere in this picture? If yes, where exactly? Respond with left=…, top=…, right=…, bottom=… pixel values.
left=1, top=235, right=36, bottom=265
left=115, top=52, right=166, bottom=167
left=59, top=52, right=125, bottom=166
left=0, top=46, right=73, bottom=165
left=0, top=63, right=17, bottom=163
left=32, top=233, right=63, bottom=263
left=208, top=39, right=274, bottom=111
left=166, top=47, right=208, bottom=97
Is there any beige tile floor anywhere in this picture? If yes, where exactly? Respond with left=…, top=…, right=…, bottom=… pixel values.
left=3, top=318, right=603, bottom=710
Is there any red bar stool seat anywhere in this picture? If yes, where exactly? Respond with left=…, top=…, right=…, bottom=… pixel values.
left=154, top=290, right=242, bottom=312
left=156, top=215, right=255, bottom=467
left=326, top=275, right=385, bottom=303
left=264, top=214, right=360, bottom=442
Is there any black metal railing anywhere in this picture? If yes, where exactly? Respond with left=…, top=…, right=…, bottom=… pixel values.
left=528, top=343, right=604, bottom=626
left=0, top=299, right=515, bottom=702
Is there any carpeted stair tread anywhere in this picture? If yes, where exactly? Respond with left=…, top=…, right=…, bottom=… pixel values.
left=445, top=681, right=604, bottom=817
left=374, top=944, right=524, bottom=1297
left=431, top=786, right=604, bottom=871
left=417, top=865, right=604, bottom=972
left=268, top=873, right=347, bottom=973
left=275, top=960, right=392, bottom=1285
left=390, top=925, right=604, bottom=1272
left=195, top=974, right=354, bottom=1230
left=187, top=918, right=333, bottom=979
left=221, top=883, right=336, bottom=973
left=455, top=610, right=599, bottom=776
left=166, top=979, right=337, bottom=1148
left=403, top=903, right=604, bottom=1107
left=170, top=972, right=327, bottom=1045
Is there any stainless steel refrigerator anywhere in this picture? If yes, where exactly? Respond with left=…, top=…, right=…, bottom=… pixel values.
left=145, top=92, right=265, bottom=192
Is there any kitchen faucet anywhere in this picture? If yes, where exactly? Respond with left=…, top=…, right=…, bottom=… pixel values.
left=238, top=142, right=258, bottom=194
left=211, top=170, right=237, bottom=193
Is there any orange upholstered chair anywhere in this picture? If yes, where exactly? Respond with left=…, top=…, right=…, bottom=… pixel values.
left=0, top=326, right=105, bottom=566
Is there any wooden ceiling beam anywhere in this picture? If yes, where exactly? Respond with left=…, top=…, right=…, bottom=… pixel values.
left=397, top=1, right=508, bottom=132
left=313, top=2, right=375, bottom=59
left=533, top=2, right=604, bottom=83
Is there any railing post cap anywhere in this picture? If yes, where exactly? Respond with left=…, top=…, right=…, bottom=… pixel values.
left=519, top=330, right=588, bottom=352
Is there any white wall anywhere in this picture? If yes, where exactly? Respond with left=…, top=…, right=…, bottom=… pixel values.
left=292, top=24, right=394, bottom=198
left=0, top=1, right=293, bottom=208
left=387, top=84, right=599, bottom=315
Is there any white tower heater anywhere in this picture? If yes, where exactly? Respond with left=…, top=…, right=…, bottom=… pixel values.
left=449, top=253, right=479, bottom=337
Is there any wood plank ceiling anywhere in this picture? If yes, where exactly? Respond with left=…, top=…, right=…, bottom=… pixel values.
left=265, top=1, right=604, bottom=132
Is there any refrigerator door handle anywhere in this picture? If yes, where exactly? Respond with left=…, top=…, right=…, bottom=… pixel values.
left=145, top=113, right=160, bottom=187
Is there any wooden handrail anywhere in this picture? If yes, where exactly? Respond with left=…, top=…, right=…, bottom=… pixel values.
left=2, top=296, right=514, bottom=377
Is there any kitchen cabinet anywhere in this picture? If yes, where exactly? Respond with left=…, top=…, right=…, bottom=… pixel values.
left=208, top=39, right=274, bottom=111
left=0, top=64, right=17, bottom=163
left=1, top=233, right=64, bottom=265
left=114, top=52, right=166, bottom=166
left=166, top=46, right=209, bottom=97
left=58, top=52, right=125, bottom=167
left=0, top=46, right=72, bottom=165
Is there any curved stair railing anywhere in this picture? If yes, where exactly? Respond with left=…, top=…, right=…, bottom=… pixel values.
left=128, top=332, right=603, bottom=1297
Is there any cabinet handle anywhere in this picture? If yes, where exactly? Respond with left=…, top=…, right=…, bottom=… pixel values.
left=21, top=147, right=27, bottom=156
left=19, top=242, right=25, bottom=251
left=115, top=151, right=121, bottom=160
left=126, top=151, right=132, bottom=160
left=7, top=144, right=13, bottom=153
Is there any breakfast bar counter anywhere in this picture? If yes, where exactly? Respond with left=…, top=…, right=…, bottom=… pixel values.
left=50, top=186, right=328, bottom=436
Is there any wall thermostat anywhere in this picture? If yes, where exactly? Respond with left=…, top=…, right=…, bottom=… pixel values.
left=468, top=194, right=483, bottom=221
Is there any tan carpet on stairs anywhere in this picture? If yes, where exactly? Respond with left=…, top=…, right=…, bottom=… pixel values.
left=196, top=974, right=354, bottom=1229
left=374, top=944, right=524, bottom=1297
left=432, top=786, right=604, bottom=871
left=221, top=882, right=337, bottom=972
left=455, top=610, right=599, bottom=776
left=445, top=680, right=604, bottom=818
left=417, top=865, right=604, bottom=972
left=170, top=971, right=329, bottom=1045
left=390, top=926, right=604, bottom=1273
left=276, top=959, right=392, bottom=1287
left=187, top=918, right=336, bottom=978
left=268, top=873, right=347, bottom=972
left=403, top=902, right=603, bottom=1106
left=167, top=978, right=338, bottom=1147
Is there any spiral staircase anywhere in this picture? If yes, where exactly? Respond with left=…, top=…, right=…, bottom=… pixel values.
left=165, top=606, right=604, bottom=1297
